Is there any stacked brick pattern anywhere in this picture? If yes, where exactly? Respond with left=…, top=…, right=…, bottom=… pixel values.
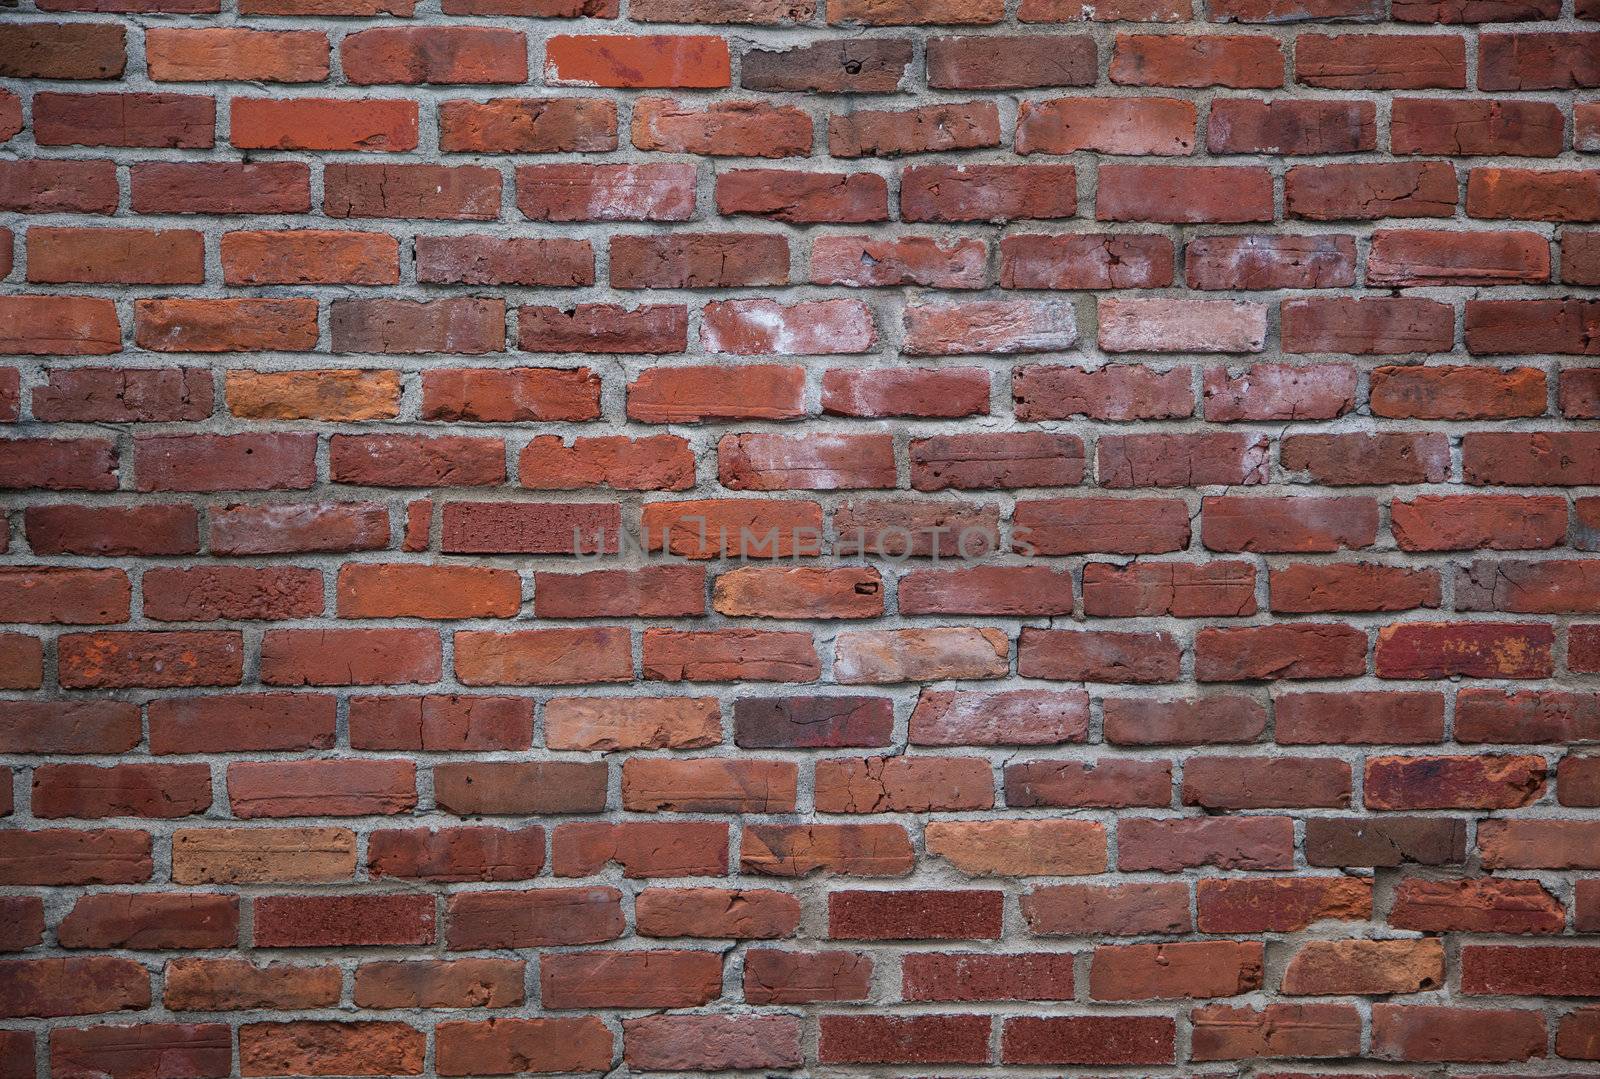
left=3, top=0, right=1600, bottom=1074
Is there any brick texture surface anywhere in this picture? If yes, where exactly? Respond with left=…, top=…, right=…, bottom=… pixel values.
left=0, top=0, right=1599, bottom=1073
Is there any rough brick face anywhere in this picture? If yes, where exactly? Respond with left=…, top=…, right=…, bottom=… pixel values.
left=1, top=1, right=1597, bottom=1069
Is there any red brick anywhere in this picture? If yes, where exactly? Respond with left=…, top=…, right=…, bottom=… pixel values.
left=354, top=959, right=523, bottom=1009
left=440, top=97, right=617, bottom=153
left=742, top=822, right=913, bottom=876
left=1371, top=1005, right=1545, bottom=1063
left=457, top=627, right=632, bottom=685
left=823, top=366, right=989, bottom=418
left=1017, top=97, right=1195, bottom=155
left=342, top=26, right=525, bottom=84
left=519, top=303, right=684, bottom=353
left=1022, top=881, right=1191, bottom=936
left=1084, top=561, right=1256, bottom=618
left=130, top=162, right=309, bottom=214
left=626, top=758, right=795, bottom=813
left=1369, top=228, right=1550, bottom=286
left=239, top=1022, right=424, bottom=1077
left=0, top=829, right=152, bottom=886
left=830, top=0, right=1000, bottom=21
left=899, top=566, right=1073, bottom=616
left=1269, top=563, right=1440, bottom=614
left=830, top=889, right=1003, bottom=939
left=1184, top=755, right=1351, bottom=809
left=1468, top=168, right=1600, bottom=221
left=423, top=367, right=599, bottom=421
left=542, top=950, right=721, bottom=1008
left=369, top=826, right=544, bottom=882
left=149, top=694, right=335, bottom=755
left=59, top=631, right=242, bottom=689
left=1276, top=690, right=1444, bottom=744
left=332, top=434, right=506, bottom=487
left=1203, top=495, right=1378, bottom=553
left=146, top=27, right=326, bottom=81
left=136, top=298, right=318, bottom=353
left=820, top=1015, right=990, bottom=1066
left=209, top=503, right=388, bottom=555
left=1020, top=627, right=1180, bottom=684
left=0, top=635, right=43, bottom=692
left=732, top=695, right=889, bottom=749
left=1186, top=234, right=1355, bottom=289
left=0, top=22, right=126, bottom=78
left=547, top=34, right=729, bottom=87
left=444, top=887, right=621, bottom=949
left=50, top=1024, right=231, bottom=1079
left=1466, top=431, right=1600, bottom=484
left=625, top=1015, right=800, bottom=1072
left=1103, top=695, right=1266, bottom=745
left=1376, top=621, right=1554, bottom=679
left=521, top=163, right=697, bottom=223
left=1013, top=363, right=1193, bottom=420
left=1282, top=432, right=1449, bottom=485
left=1394, top=494, right=1566, bottom=551
left=645, top=628, right=817, bottom=681
left=703, top=298, right=875, bottom=354
left=1196, top=623, right=1368, bottom=680
left=635, top=97, right=811, bottom=157
left=228, top=760, right=416, bottom=818
left=0, top=296, right=120, bottom=356
left=33, top=763, right=211, bottom=819
left=232, top=97, right=416, bottom=151
left=1091, top=941, right=1262, bottom=1000
left=135, top=433, right=315, bottom=492
left=1017, top=497, right=1190, bottom=555
left=1480, top=820, right=1600, bottom=869
left=628, top=364, right=804, bottom=423
left=162, top=959, right=338, bottom=1011
left=927, top=34, right=1096, bottom=88
left=642, top=498, right=821, bottom=558
left=254, top=894, right=433, bottom=948
left=1288, top=160, right=1457, bottom=220
left=1098, top=164, right=1273, bottom=222
left=911, top=431, right=1081, bottom=490
left=535, top=566, right=704, bottom=618
left=260, top=628, right=440, bottom=687
left=35, top=91, right=212, bottom=148
left=1394, top=98, right=1564, bottom=156
left=1006, top=758, right=1172, bottom=808
left=1112, top=33, right=1282, bottom=88
left=1198, top=876, right=1370, bottom=933
left=1391, top=876, right=1566, bottom=934
left=435, top=1018, right=611, bottom=1077
left=1298, top=33, right=1466, bottom=88
left=1192, top=1003, right=1361, bottom=1060
left=615, top=232, right=787, bottom=288
left=741, top=39, right=912, bottom=92
left=717, top=168, right=888, bottom=222
left=830, top=100, right=999, bottom=157
left=1210, top=98, right=1375, bottom=153
left=743, top=949, right=872, bottom=1003
left=0, top=956, right=150, bottom=1017
left=554, top=821, right=728, bottom=878
left=0, top=566, right=129, bottom=625
left=635, top=887, right=799, bottom=938
left=902, top=164, right=1076, bottom=221
left=1003, top=1016, right=1175, bottom=1066
left=1306, top=817, right=1467, bottom=867
left=325, top=164, right=499, bottom=221
left=28, top=226, right=204, bottom=285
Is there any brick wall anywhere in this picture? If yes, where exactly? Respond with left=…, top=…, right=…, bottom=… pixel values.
left=2, top=0, right=1600, bottom=1074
